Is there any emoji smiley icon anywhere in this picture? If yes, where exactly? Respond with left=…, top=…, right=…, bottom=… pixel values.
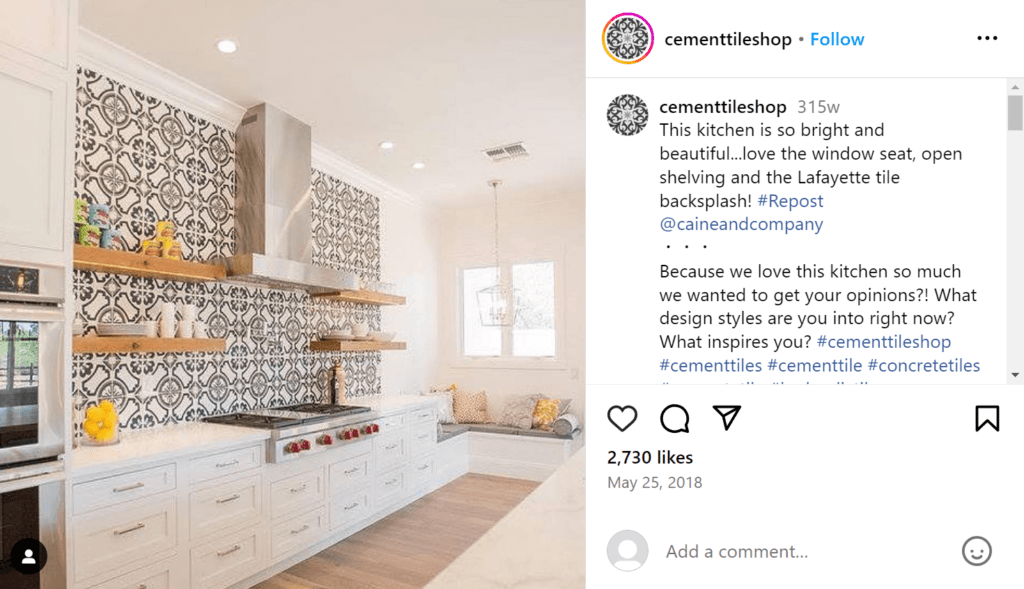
left=962, top=536, right=991, bottom=566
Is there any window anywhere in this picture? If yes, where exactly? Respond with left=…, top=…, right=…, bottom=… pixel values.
left=461, top=260, right=557, bottom=360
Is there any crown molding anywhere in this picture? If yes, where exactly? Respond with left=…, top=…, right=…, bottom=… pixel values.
left=311, top=144, right=420, bottom=207
left=77, top=27, right=422, bottom=207
left=77, top=27, right=246, bottom=130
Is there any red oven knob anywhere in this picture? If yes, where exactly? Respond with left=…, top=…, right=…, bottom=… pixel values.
left=372, top=423, right=380, bottom=433
left=320, top=434, right=333, bottom=445
left=352, top=429, right=359, bottom=438
left=300, top=439, right=311, bottom=451
left=362, top=426, right=372, bottom=435
left=343, top=430, right=352, bottom=440
left=287, top=442, right=301, bottom=454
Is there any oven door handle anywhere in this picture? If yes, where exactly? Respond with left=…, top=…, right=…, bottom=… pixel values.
left=0, top=303, right=65, bottom=323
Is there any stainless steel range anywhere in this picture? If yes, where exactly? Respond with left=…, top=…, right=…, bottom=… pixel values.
left=203, top=403, right=381, bottom=463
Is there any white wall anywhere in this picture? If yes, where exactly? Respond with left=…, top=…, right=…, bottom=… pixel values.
left=435, top=192, right=585, bottom=423
left=379, top=195, right=441, bottom=396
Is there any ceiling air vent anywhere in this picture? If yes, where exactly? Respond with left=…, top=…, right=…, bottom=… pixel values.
left=483, top=141, right=529, bottom=162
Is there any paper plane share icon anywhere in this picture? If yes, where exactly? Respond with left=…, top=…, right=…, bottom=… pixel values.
left=713, top=405, right=741, bottom=431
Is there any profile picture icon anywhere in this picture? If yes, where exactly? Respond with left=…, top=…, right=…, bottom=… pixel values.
left=607, top=530, right=649, bottom=572
left=607, top=94, right=648, bottom=136
left=603, top=13, right=654, bottom=64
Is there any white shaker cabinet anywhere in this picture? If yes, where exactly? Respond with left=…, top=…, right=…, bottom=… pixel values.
left=0, top=0, right=73, bottom=69
left=0, top=0, right=73, bottom=265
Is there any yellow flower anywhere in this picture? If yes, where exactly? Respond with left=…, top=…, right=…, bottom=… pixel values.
left=83, top=419, right=101, bottom=437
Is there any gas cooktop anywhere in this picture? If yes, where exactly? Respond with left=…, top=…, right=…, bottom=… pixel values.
left=203, top=404, right=370, bottom=429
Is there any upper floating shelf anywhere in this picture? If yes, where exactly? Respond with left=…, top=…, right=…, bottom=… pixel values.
left=73, top=245, right=226, bottom=283
left=311, top=289, right=406, bottom=306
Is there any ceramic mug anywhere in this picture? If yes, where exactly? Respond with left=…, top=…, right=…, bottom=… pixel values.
left=143, top=321, right=158, bottom=338
left=194, top=321, right=208, bottom=339
left=181, top=303, right=198, bottom=322
left=177, top=319, right=194, bottom=339
left=352, top=322, right=370, bottom=338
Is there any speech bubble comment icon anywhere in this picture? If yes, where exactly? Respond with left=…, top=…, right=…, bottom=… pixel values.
left=660, top=404, right=690, bottom=433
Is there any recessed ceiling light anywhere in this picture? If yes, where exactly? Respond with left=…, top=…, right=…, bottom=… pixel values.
left=379, top=140, right=395, bottom=150
left=216, top=39, right=238, bottom=54
left=412, top=161, right=425, bottom=170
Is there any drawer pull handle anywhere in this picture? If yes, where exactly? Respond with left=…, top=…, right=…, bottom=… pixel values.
left=418, top=464, right=430, bottom=471
left=138, top=584, right=148, bottom=589
left=216, top=493, right=241, bottom=504
left=216, top=459, right=240, bottom=468
left=384, top=443, right=398, bottom=450
left=290, top=483, right=308, bottom=494
left=291, top=524, right=310, bottom=535
left=384, top=478, right=398, bottom=486
left=417, top=434, right=430, bottom=440
left=217, top=544, right=242, bottom=557
left=112, top=482, right=145, bottom=493
left=344, top=467, right=361, bottom=474
left=113, top=522, right=146, bottom=536
left=343, top=502, right=360, bottom=510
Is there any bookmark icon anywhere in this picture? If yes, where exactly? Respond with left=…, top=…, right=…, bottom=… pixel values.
left=713, top=405, right=741, bottom=431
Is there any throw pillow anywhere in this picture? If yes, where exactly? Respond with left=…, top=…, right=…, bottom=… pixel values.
left=425, top=385, right=456, bottom=423
left=495, top=396, right=536, bottom=429
left=452, top=389, right=489, bottom=423
left=532, top=398, right=566, bottom=430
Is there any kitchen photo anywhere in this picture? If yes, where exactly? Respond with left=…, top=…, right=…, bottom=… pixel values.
left=0, top=1, right=584, bottom=588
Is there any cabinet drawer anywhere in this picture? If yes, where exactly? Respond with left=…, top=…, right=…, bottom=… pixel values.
left=380, top=412, right=406, bottom=429
left=270, top=505, right=327, bottom=560
left=189, top=444, right=261, bottom=485
left=329, top=454, right=370, bottom=494
left=73, top=463, right=176, bottom=515
left=409, top=406, right=436, bottom=425
left=270, top=466, right=325, bottom=519
left=375, top=466, right=407, bottom=508
left=191, top=526, right=264, bottom=589
left=73, top=494, right=177, bottom=582
left=410, top=422, right=436, bottom=456
left=190, top=474, right=262, bottom=541
left=374, top=432, right=407, bottom=471
left=86, top=558, right=176, bottom=589
left=410, top=455, right=434, bottom=490
left=330, top=486, right=371, bottom=531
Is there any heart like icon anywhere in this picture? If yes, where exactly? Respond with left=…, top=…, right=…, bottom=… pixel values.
left=607, top=405, right=638, bottom=432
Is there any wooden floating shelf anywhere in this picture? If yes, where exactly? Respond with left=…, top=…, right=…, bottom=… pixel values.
left=73, top=245, right=226, bottom=282
left=309, top=340, right=407, bottom=352
left=73, top=336, right=227, bottom=355
left=311, top=289, right=406, bottom=306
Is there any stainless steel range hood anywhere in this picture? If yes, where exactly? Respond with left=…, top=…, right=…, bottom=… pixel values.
left=219, top=103, right=351, bottom=293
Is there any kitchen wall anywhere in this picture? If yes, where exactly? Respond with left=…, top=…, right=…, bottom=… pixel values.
left=434, top=192, right=585, bottom=423
left=71, top=66, right=390, bottom=435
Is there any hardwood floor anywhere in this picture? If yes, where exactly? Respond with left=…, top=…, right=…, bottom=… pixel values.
left=253, top=474, right=540, bottom=589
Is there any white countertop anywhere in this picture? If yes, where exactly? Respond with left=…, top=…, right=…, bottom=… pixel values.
left=69, top=421, right=271, bottom=477
left=424, top=447, right=586, bottom=589
left=67, top=395, right=439, bottom=478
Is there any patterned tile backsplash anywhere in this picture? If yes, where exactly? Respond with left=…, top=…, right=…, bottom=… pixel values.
left=72, top=67, right=384, bottom=437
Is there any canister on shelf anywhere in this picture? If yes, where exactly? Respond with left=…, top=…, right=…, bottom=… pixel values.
left=73, top=198, right=89, bottom=225
left=160, top=238, right=183, bottom=260
left=87, top=203, right=110, bottom=228
left=77, top=224, right=101, bottom=247
left=100, top=228, right=124, bottom=250
left=141, top=239, right=162, bottom=257
left=155, top=220, right=175, bottom=239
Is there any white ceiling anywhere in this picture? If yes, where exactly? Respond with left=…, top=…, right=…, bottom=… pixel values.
left=79, top=0, right=584, bottom=206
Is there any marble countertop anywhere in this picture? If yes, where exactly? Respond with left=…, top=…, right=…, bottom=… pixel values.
left=425, top=447, right=586, bottom=589
left=69, top=421, right=271, bottom=478
left=68, top=395, right=439, bottom=479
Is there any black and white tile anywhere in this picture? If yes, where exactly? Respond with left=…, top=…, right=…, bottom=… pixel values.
left=72, top=68, right=384, bottom=439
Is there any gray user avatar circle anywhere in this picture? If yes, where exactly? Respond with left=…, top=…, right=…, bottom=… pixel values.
left=607, top=530, right=649, bottom=572
left=962, top=536, right=991, bottom=566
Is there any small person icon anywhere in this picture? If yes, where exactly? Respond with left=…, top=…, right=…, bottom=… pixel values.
left=22, top=549, right=37, bottom=565
left=606, top=530, right=649, bottom=572
left=9, top=538, right=47, bottom=574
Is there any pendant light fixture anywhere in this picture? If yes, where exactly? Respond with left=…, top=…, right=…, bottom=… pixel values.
left=476, top=179, right=518, bottom=327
